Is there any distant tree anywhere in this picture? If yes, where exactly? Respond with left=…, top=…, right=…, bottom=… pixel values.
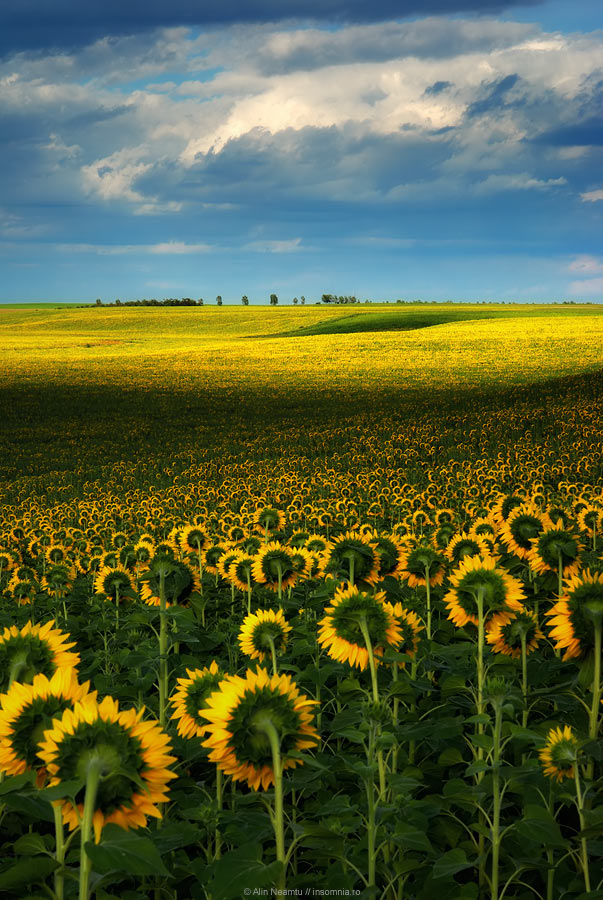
left=241, top=295, right=249, bottom=305
left=198, top=298, right=204, bottom=305
left=95, top=298, right=102, bottom=306
left=216, top=295, right=223, bottom=306
left=300, top=295, right=305, bottom=305
left=115, top=298, right=121, bottom=306
left=269, top=293, right=278, bottom=305
left=292, top=296, right=298, bottom=305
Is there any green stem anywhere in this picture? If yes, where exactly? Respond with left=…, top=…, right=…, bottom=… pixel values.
left=268, top=636, right=278, bottom=677
left=424, top=566, right=432, bottom=640
left=491, top=702, right=503, bottom=900
left=476, top=587, right=486, bottom=890
left=54, top=805, right=65, bottom=900
left=587, top=618, right=602, bottom=781
left=557, top=551, right=563, bottom=601
left=115, top=586, right=120, bottom=629
left=255, top=717, right=285, bottom=890
left=573, top=761, right=591, bottom=893
left=78, top=758, right=102, bottom=900
left=159, top=570, right=168, bottom=728
left=215, top=768, right=222, bottom=860
left=366, top=725, right=377, bottom=888
left=521, top=632, right=528, bottom=731
left=358, top=617, right=386, bottom=798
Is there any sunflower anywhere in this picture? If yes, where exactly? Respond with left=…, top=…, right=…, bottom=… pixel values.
left=253, top=507, right=286, bottom=537
left=539, top=726, right=580, bottom=782
left=94, top=564, right=136, bottom=601
left=38, top=696, right=177, bottom=843
left=42, top=564, right=75, bottom=599
left=200, top=668, right=319, bottom=791
left=443, top=555, right=525, bottom=629
left=317, top=584, right=402, bottom=670
left=528, top=522, right=582, bottom=580
left=0, top=620, right=80, bottom=693
left=399, top=544, right=446, bottom=588
left=140, top=560, right=201, bottom=607
left=499, top=505, right=550, bottom=560
left=547, top=569, right=603, bottom=660
left=228, top=551, right=256, bottom=593
left=371, top=534, right=407, bottom=579
left=384, top=602, right=423, bottom=660
left=445, top=533, right=491, bottom=567
left=0, top=669, right=94, bottom=779
left=319, top=531, right=380, bottom=587
left=432, top=522, right=456, bottom=551
left=239, top=609, right=292, bottom=664
left=486, top=609, right=543, bottom=658
left=252, top=543, right=297, bottom=593
left=170, top=661, right=225, bottom=739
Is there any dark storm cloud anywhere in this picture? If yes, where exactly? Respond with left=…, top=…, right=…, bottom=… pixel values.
left=466, top=73, right=521, bottom=116
left=1, top=0, right=543, bottom=54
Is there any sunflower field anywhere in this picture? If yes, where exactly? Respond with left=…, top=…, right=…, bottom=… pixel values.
left=0, top=303, right=602, bottom=900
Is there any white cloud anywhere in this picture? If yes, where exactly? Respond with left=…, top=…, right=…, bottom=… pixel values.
left=581, top=189, right=603, bottom=202
left=149, top=240, right=212, bottom=254
left=568, top=277, right=603, bottom=296
left=244, top=238, right=303, bottom=253
left=568, top=255, right=603, bottom=274
left=474, top=173, right=567, bottom=193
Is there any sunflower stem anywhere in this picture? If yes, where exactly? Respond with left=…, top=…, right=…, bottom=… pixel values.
left=159, top=570, right=168, bottom=728
left=557, top=551, right=563, bottom=601
left=366, top=724, right=377, bottom=889
left=424, top=566, right=432, bottom=640
left=268, top=635, right=278, bottom=677
left=358, top=617, right=387, bottom=798
left=491, top=700, right=503, bottom=900
left=573, top=761, right=591, bottom=893
left=521, top=631, right=528, bottom=731
left=53, top=804, right=65, bottom=900
left=475, top=587, right=486, bottom=890
left=255, top=716, right=286, bottom=890
left=78, top=757, right=102, bottom=900
left=587, top=618, right=602, bottom=781
left=215, top=768, right=222, bottom=860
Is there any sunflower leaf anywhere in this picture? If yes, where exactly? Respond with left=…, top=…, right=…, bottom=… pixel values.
left=84, top=825, right=170, bottom=876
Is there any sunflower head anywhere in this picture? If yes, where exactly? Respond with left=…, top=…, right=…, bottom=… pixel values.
left=319, top=532, right=380, bottom=587
left=170, top=660, right=225, bottom=739
left=94, top=564, right=135, bottom=601
left=528, top=523, right=581, bottom=578
left=444, top=555, right=525, bottom=629
left=252, top=543, right=297, bottom=592
left=317, top=584, right=402, bottom=670
left=239, top=609, right=292, bottom=663
left=0, top=668, right=93, bottom=779
left=486, top=609, right=543, bottom=658
left=547, top=569, right=603, bottom=660
left=201, top=668, right=319, bottom=791
left=384, top=602, right=423, bottom=661
left=539, top=725, right=580, bottom=782
left=399, top=543, right=446, bottom=588
left=38, top=696, right=177, bottom=842
left=0, top=620, right=80, bottom=693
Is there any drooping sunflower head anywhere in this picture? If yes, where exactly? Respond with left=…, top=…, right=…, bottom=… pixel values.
left=383, top=602, right=423, bottom=661
left=432, top=522, right=456, bottom=551
left=486, top=609, right=543, bottom=658
left=251, top=542, right=297, bottom=592
left=539, top=725, right=580, bottom=782
left=499, top=505, right=549, bottom=560
left=140, top=560, right=201, bottom=607
left=317, top=585, right=402, bottom=670
left=371, top=534, right=407, bottom=579
left=546, top=569, right=603, bottom=660
left=94, top=565, right=136, bottom=601
left=319, top=531, right=380, bottom=587
left=42, top=564, right=75, bottom=599
left=179, top=524, right=210, bottom=556
left=170, top=660, right=225, bottom=739
left=527, top=522, right=581, bottom=578
left=0, top=620, right=80, bottom=693
left=445, top=533, right=491, bottom=567
left=253, top=507, right=286, bottom=536
left=443, top=555, right=525, bottom=629
left=238, top=609, right=292, bottom=663
left=0, top=668, right=94, bottom=779
left=201, top=668, right=319, bottom=791
left=399, top=543, right=446, bottom=588
left=38, top=696, right=177, bottom=842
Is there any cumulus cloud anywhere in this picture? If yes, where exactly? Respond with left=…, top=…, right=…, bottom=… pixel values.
left=581, top=188, right=603, bottom=202
left=568, top=255, right=603, bottom=274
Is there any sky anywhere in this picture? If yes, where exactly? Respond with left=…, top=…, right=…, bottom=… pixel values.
left=0, top=0, right=602, bottom=303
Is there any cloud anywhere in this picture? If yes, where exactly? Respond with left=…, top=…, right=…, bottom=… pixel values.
left=568, top=277, right=603, bottom=296
left=568, top=255, right=603, bottom=274
left=581, top=188, right=603, bottom=202
left=53, top=241, right=213, bottom=254
left=244, top=237, right=303, bottom=252
left=0, top=2, right=544, bottom=54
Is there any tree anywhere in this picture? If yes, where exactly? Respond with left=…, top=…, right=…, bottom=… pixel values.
left=216, top=295, right=223, bottom=306
left=300, top=296, right=305, bottom=305
left=292, top=296, right=298, bottom=305
left=269, top=293, right=278, bottom=305
left=198, top=298, right=204, bottom=305
left=241, top=295, right=249, bottom=306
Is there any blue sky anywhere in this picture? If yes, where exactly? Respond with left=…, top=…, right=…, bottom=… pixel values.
left=1, top=0, right=602, bottom=303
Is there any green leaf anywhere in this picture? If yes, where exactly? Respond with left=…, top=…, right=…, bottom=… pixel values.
left=13, top=833, right=51, bottom=856
left=0, top=771, right=35, bottom=795
left=207, top=844, right=283, bottom=900
left=0, top=858, right=58, bottom=890
left=515, top=805, right=568, bottom=848
left=40, top=779, right=85, bottom=802
left=438, top=748, right=465, bottom=767
left=432, top=848, right=475, bottom=879
left=84, top=825, right=170, bottom=876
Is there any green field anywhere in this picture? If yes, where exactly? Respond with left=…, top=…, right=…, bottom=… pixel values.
left=0, top=303, right=602, bottom=900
